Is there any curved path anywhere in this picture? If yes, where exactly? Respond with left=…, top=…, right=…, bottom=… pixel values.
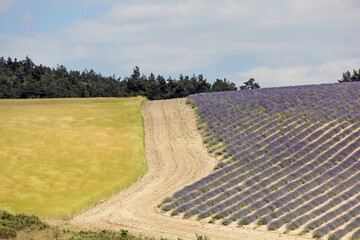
left=71, top=99, right=308, bottom=240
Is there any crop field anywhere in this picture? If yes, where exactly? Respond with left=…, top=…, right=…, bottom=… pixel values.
left=0, top=97, right=147, bottom=216
left=161, top=82, right=360, bottom=240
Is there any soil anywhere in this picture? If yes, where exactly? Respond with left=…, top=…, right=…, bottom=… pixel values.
left=70, top=99, right=309, bottom=240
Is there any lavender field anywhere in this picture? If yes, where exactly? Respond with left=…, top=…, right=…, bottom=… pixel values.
left=160, top=82, right=360, bottom=240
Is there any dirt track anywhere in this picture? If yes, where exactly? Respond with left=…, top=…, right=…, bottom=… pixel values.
left=71, top=99, right=308, bottom=240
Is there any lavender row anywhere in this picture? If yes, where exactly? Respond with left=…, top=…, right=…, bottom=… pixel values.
left=162, top=82, right=360, bottom=239
left=350, top=228, right=360, bottom=240
left=164, top=113, right=328, bottom=208
left=166, top=114, right=360, bottom=216
left=303, top=183, right=360, bottom=233
left=244, top=154, right=360, bottom=228
left=173, top=118, right=336, bottom=216
left=199, top=91, right=353, bottom=153
left=207, top=102, right=354, bottom=168
left=286, top=191, right=360, bottom=232
left=231, top=140, right=360, bottom=226
left=193, top=84, right=358, bottom=136
left=202, top=111, right=348, bottom=196
left=313, top=209, right=360, bottom=239
left=206, top=99, right=348, bottom=149
left=265, top=149, right=360, bottom=230
left=219, top=126, right=360, bottom=225
left=253, top=131, right=360, bottom=224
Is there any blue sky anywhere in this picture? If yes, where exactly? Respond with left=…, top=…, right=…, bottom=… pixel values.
left=1, top=0, right=359, bottom=87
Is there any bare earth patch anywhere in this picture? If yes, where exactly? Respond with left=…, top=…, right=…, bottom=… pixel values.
left=71, top=99, right=309, bottom=240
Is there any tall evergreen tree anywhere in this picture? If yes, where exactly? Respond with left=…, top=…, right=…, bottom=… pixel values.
left=146, top=73, right=160, bottom=100
left=339, top=69, right=360, bottom=82
left=212, top=78, right=237, bottom=91
left=239, top=78, right=260, bottom=90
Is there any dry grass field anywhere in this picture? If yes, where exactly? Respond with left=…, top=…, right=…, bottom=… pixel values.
left=0, top=97, right=147, bottom=216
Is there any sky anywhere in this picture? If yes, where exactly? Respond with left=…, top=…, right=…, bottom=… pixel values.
left=0, top=0, right=359, bottom=88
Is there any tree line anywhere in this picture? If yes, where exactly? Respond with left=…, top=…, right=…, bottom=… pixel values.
left=339, top=68, right=360, bottom=82
left=0, top=56, right=260, bottom=100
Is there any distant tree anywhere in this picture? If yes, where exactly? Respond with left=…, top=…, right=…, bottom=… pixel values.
left=194, top=74, right=211, bottom=93
left=211, top=78, right=237, bottom=91
left=156, top=75, right=169, bottom=99
left=338, top=69, right=360, bottom=82
left=145, top=73, right=160, bottom=100
left=166, top=77, right=178, bottom=99
left=172, top=74, right=188, bottom=98
left=239, top=78, right=260, bottom=90
left=184, top=75, right=196, bottom=95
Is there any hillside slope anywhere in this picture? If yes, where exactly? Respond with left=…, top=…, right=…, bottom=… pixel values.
left=161, top=83, right=360, bottom=240
left=71, top=99, right=306, bottom=240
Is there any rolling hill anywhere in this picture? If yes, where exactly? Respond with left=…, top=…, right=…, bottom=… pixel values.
left=161, top=82, right=360, bottom=240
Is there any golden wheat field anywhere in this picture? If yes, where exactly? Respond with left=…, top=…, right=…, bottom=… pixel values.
left=0, top=97, right=147, bottom=216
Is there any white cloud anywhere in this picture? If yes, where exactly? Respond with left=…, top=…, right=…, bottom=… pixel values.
left=63, top=20, right=142, bottom=44
left=61, top=0, right=360, bottom=52
left=236, top=59, right=360, bottom=88
left=110, top=0, right=359, bottom=28
left=77, top=0, right=113, bottom=6
left=79, top=42, right=219, bottom=76
left=256, top=0, right=360, bottom=27
left=47, top=0, right=114, bottom=7
left=1, top=0, right=359, bottom=85
left=112, top=44, right=216, bottom=74
left=19, top=10, right=35, bottom=27
left=0, top=33, right=91, bottom=68
left=0, top=0, right=15, bottom=14
left=102, top=1, right=207, bottom=22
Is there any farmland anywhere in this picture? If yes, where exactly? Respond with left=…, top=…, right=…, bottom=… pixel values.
left=2, top=83, right=360, bottom=240
left=161, top=82, right=360, bottom=240
left=71, top=98, right=304, bottom=240
left=0, top=97, right=147, bottom=216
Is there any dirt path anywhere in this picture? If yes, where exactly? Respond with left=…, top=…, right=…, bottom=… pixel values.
left=71, top=99, right=309, bottom=240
